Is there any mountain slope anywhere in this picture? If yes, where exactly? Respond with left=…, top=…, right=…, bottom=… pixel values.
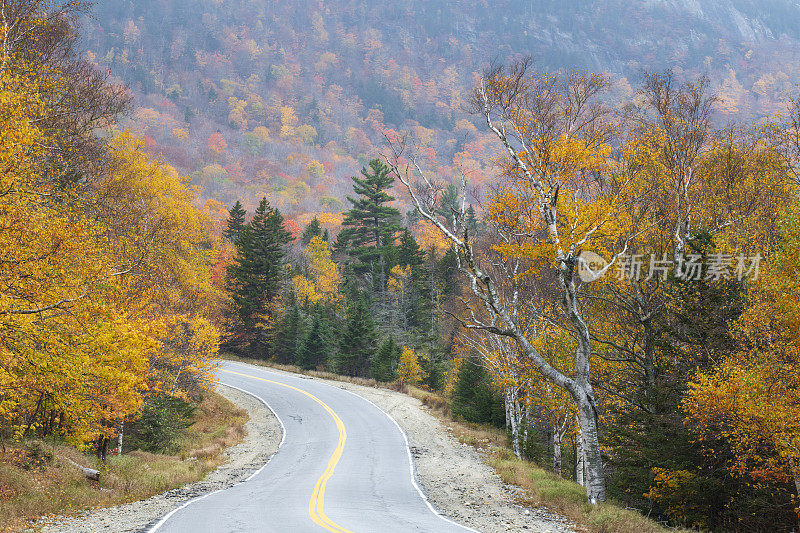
left=81, top=0, right=800, bottom=214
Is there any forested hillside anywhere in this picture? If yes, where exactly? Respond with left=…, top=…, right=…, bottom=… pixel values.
left=5, top=1, right=800, bottom=531
left=81, top=0, right=800, bottom=214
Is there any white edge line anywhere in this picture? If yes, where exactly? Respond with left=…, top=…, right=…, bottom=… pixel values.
left=226, top=360, right=480, bottom=533
left=337, top=387, right=482, bottom=533
left=146, top=380, right=287, bottom=533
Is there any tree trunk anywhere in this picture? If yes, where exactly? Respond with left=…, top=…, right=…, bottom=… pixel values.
left=789, top=457, right=800, bottom=504
left=553, top=427, right=562, bottom=477
left=117, top=421, right=124, bottom=455
left=504, top=387, right=523, bottom=459
left=575, top=414, right=585, bottom=487
left=576, top=394, right=604, bottom=503
left=96, top=435, right=108, bottom=461
left=561, top=264, right=607, bottom=502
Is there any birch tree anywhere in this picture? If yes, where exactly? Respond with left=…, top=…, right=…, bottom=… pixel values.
left=385, top=59, right=646, bottom=503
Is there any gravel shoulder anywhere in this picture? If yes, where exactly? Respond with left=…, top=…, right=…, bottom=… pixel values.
left=37, top=384, right=281, bottom=533
left=39, top=365, right=575, bottom=533
left=318, top=375, right=578, bottom=533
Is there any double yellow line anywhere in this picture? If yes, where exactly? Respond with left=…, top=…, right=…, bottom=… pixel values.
left=222, top=369, right=353, bottom=533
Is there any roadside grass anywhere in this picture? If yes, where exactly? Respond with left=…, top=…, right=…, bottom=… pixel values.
left=223, top=355, right=686, bottom=533
left=484, top=448, right=687, bottom=533
left=0, top=390, right=247, bottom=532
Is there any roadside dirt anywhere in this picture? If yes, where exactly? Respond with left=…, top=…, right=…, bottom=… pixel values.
left=325, top=377, right=578, bottom=533
left=38, top=366, right=575, bottom=532
left=35, top=384, right=281, bottom=533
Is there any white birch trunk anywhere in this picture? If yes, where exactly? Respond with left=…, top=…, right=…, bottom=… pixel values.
left=117, top=420, right=124, bottom=455
left=504, top=386, right=524, bottom=459
left=575, top=414, right=585, bottom=487
left=553, top=428, right=562, bottom=476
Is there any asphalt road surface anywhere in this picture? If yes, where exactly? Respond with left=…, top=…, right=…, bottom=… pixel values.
left=149, top=361, right=477, bottom=533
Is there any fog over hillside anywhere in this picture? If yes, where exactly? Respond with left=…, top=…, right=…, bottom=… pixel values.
left=81, top=0, right=800, bottom=210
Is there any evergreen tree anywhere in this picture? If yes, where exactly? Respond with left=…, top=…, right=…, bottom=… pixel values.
left=297, top=309, right=331, bottom=370
left=397, top=229, right=425, bottom=269
left=371, top=336, right=400, bottom=381
left=405, top=207, right=420, bottom=227
left=224, top=197, right=293, bottom=355
left=332, top=230, right=349, bottom=258
left=302, top=217, right=323, bottom=245
left=435, top=183, right=460, bottom=227
left=451, top=360, right=505, bottom=427
left=335, top=296, right=377, bottom=377
left=436, top=248, right=459, bottom=296
left=381, top=227, right=399, bottom=273
left=395, top=229, right=430, bottom=330
left=465, top=204, right=480, bottom=235
left=338, top=159, right=401, bottom=289
left=606, top=232, right=748, bottom=527
left=420, top=348, right=445, bottom=390
left=274, top=303, right=304, bottom=365
left=223, top=200, right=246, bottom=243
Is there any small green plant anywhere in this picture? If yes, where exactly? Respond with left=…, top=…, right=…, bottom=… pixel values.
left=127, top=394, right=196, bottom=454
left=21, top=441, right=52, bottom=470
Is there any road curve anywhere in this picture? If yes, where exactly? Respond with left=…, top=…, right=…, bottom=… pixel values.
left=150, top=361, right=477, bottom=533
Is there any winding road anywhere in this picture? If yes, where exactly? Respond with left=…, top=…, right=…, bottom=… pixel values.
left=149, top=361, right=477, bottom=532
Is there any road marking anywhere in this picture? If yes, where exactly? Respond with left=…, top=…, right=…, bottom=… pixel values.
left=147, top=383, right=283, bottom=533
left=335, top=387, right=481, bottom=533
left=222, top=369, right=353, bottom=533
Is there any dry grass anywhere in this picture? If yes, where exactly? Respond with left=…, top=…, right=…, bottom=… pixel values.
left=0, top=391, right=247, bottom=532
left=222, top=355, right=685, bottom=533
left=484, top=448, right=688, bottom=533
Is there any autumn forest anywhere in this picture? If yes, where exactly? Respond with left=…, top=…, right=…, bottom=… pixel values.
left=3, top=0, right=800, bottom=531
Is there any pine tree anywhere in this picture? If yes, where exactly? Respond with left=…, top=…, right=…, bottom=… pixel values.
left=338, top=159, right=401, bottom=289
left=465, top=204, right=480, bottom=235
left=302, top=217, right=323, bottom=245
left=274, top=303, right=304, bottom=365
left=335, top=296, right=377, bottom=377
left=297, top=310, right=331, bottom=370
left=397, top=229, right=425, bottom=269
left=224, top=197, right=293, bottom=355
left=223, top=200, right=246, bottom=243
left=435, top=183, right=460, bottom=226
left=371, top=336, right=400, bottom=382
left=451, top=360, right=505, bottom=427
left=395, top=229, right=429, bottom=330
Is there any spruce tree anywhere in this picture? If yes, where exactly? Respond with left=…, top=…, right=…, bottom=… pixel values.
left=395, top=229, right=429, bottom=330
left=224, top=197, right=293, bottom=355
left=397, top=229, right=425, bottom=269
left=435, top=183, right=460, bottom=226
left=335, top=297, right=377, bottom=377
left=274, top=303, right=304, bottom=365
left=371, top=336, right=400, bottom=382
left=223, top=200, right=246, bottom=243
left=451, top=360, right=505, bottom=427
left=302, top=217, right=323, bottom=245
left=297, top=310, right=331, bottom=370
left=465, top=204, right=480, bottom=235
left=338, top=159, right=401, bottom=289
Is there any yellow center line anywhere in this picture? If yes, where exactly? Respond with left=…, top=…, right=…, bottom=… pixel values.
left=222, top=369, right=353, bottom=533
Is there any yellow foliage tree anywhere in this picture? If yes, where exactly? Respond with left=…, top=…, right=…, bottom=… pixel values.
left=292, top=236, right=341, bottom=306
left=397, top=346, right=425, bottom=386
